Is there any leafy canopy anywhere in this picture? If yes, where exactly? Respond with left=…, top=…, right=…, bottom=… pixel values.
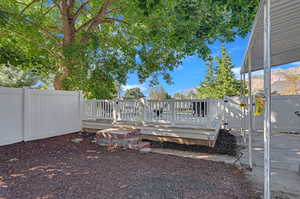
left=124, top=87, right=145, bottom=98
left=149, top=86, right=171, bottom=100
left=0, top=0, right=258, bottom=98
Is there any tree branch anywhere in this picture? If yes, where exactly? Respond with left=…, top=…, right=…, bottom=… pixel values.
left=13, top=1, right=27, bottom=6
left=46, top=25, right=62, bottom=33
left=75, top=0, right=120, bottom=32
left=52, top=0, right=62, bottom=14
left=73, top=0, right=91, bottom=20
left=102, top=17, right=128, bottom=24
left=76, top=17, right=94, bottom=33
left=0, top=30, right=63, bottom=60
left=43, top=5, right=56, bottom=16
left=21, top=0, right=40, bottom=14
left=103, top=7, right=121, bottom=15
left=22, top=17, right=62, bottom=43
left=87, top=0, right=119, bottom=30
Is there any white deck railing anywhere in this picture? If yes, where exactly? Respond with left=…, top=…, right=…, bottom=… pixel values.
left=84, top=98, right=221, bottom=129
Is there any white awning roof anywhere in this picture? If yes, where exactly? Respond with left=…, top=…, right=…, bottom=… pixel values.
left=241, top=0, right=300, bottom=74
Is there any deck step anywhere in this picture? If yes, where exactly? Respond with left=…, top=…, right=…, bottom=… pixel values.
left=96, top=128, right=140, bottom=139
left=97, top=137, right=140, bottom=147
left=95, top=128, right=150, bottom=150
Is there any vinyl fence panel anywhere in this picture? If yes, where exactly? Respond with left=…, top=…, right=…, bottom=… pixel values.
left=0, top=87, right=82, bottom=146
left=24, top=89, right=81, bottom=141
left=0, top=87, right=24, bottom=146
left=224, top=95, right=300, bottom=132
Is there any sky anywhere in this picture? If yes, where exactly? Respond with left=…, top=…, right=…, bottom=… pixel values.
left=122, top=35, right=299, bottom=97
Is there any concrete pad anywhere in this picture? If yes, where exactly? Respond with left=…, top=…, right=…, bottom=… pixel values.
left=150, top=148, right=236, bottom=164
left=239, top=131, right=300, bottom=198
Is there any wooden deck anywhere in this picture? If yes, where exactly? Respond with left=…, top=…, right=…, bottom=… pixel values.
left=82, top=119, right=219, bottom=147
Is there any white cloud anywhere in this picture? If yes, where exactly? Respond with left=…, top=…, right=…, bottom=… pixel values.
left=121, top=84, right=147, bottom=92
left=290, top=61, right=300, bottom=66
left=232, top=67, right=241, bottom=79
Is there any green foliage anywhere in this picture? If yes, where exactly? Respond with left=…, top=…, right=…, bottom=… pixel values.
left=197, top=45, right=242, bottom=99
left=0, top=0, right=258, bottom=98
left=186, top=91, right=197, bottom=99
left=173, top=90, right=197, bottom=99
left=149, top=86, right=171, bottom=100
left=0, top=65, right=43, bottom=88
left=0, top=30, right=54, bottom=88
left=173, top=92, right=185, bottom=99
left=124, top=87, right=145, bottom=98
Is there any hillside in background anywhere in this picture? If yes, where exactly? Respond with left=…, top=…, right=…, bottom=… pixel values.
left=176, top=66, right=300, bottom=98
left=251, top=66, right=300, bottom=94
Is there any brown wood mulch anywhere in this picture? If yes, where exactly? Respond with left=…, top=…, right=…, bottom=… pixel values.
left=0, top=133, right=255, bottom=199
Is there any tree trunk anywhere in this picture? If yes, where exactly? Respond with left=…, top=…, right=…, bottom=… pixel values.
left=53, top=0, right=115, bottom=90
left=54, top=66, right=69, bottom=90
left=53, top=0, right=75, bottom=90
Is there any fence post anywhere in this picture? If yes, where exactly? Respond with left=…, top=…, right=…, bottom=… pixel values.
left=23, top=87, right=30, bottom=141
left=113, top=100, right=117, bottom=123
left=171, top=100, right=175, bottom=125
left=141, top=98, right=146, bottom=123
left=78, top=91, right=83, bottom=128
left=91, top=99, right=97, bottom=120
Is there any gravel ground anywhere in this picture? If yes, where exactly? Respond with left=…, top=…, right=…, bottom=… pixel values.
left=0, top=133, right=255, bottom=199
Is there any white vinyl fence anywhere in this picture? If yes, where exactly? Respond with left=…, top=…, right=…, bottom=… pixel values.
left=0, top=87, right=82, bottom=146
left=224, top=95, right=300, bottom=132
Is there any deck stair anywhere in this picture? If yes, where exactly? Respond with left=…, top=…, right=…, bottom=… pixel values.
left=96, top=128, right=151, bottom=150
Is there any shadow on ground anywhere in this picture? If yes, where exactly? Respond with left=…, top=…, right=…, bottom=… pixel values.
left=0, top=133, right=254, bottom=199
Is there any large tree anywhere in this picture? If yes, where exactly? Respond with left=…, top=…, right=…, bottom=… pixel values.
left=149, top=86, right=171, bottom=100
left=124, top=87, right=144, bottom=98
left=214, top=45, right=241, bottom=98
left=197, top=46, right=242, bottom=99
left=197, top=55, right=218, bottom=99
left=0, top=0, right=258, bottom=98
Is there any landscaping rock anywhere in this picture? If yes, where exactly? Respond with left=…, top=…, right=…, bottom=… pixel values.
left=70, top=138, right=83, bottom=144
left=139, top=147, right=152, bottom=153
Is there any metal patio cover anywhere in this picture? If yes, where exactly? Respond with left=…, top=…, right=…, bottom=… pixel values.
left=241, top=0, right=300, bottom=74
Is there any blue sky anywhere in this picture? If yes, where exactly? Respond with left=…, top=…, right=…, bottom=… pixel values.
left=122, top=36, right=299, bottom=96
